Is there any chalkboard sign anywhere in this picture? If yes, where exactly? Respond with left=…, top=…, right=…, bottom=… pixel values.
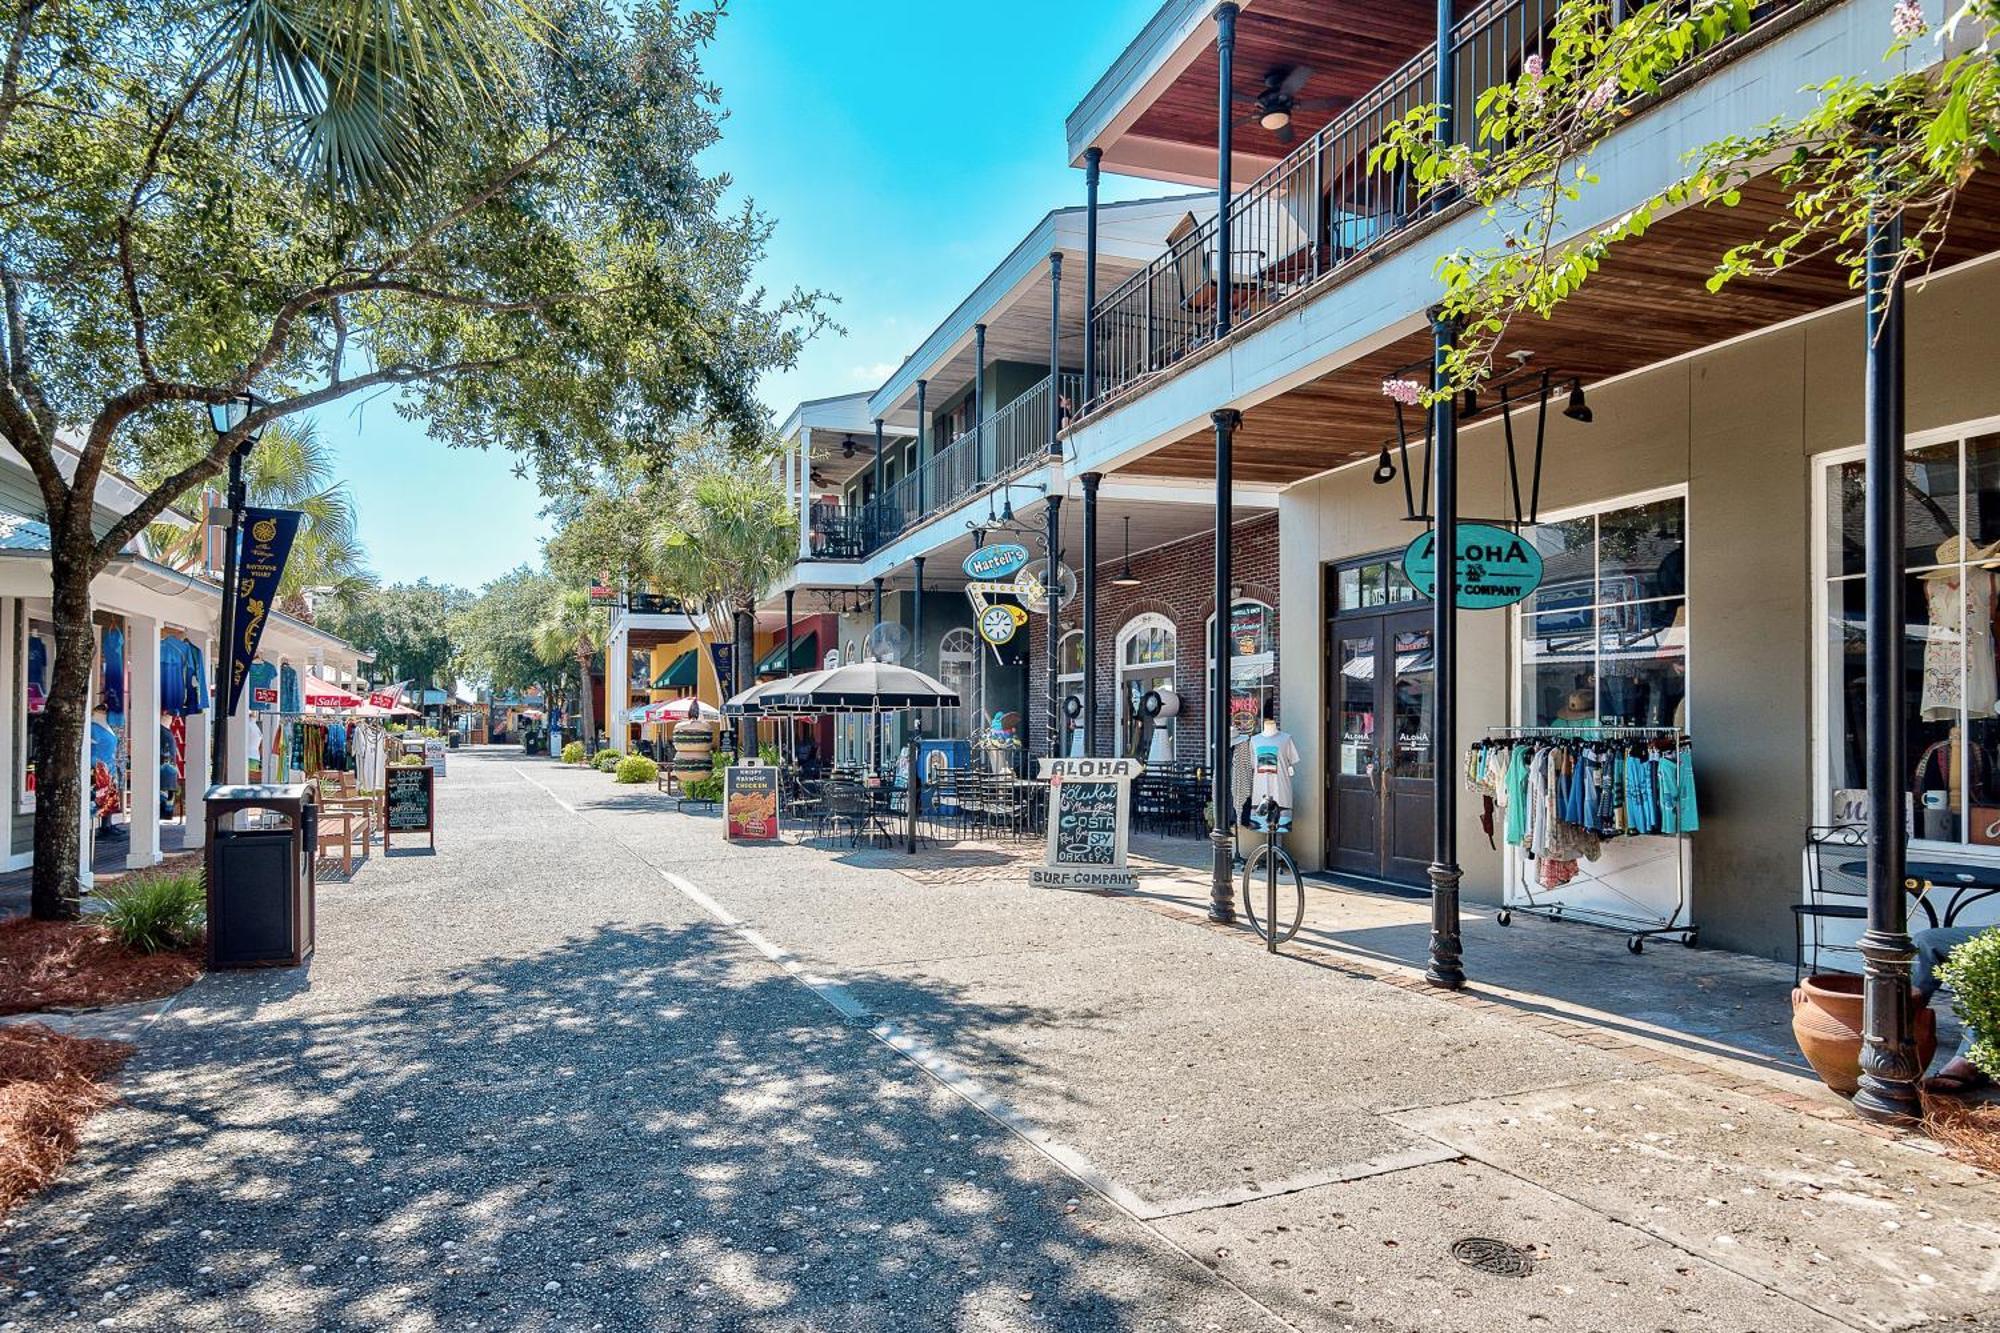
left=1054, top=781, right=1118, bottom=865
left=383, top=765, right=435, bottom=850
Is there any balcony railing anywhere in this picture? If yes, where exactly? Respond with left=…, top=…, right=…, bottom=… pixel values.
left=808, top=372, right=1082, bottom=560
left=1086, top=0, right=1807, bottom=410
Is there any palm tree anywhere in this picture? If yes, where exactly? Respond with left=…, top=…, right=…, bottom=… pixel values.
left=147, top=419, right=375, bottom=618
left=533, top=588, right=609, bottom=754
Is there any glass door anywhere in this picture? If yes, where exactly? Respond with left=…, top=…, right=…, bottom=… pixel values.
left=1324, top=569, right=1436, bottom=885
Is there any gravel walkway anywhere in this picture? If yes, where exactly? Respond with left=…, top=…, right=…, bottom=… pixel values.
left=2, top=749, right=1275, bottom=1332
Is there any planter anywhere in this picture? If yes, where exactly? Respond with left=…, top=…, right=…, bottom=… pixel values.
left=1790, top=973, right=1937, bottom=1095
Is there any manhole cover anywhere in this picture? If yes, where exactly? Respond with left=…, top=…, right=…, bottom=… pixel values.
left=1449, top=1237, right=1534, bottom=1278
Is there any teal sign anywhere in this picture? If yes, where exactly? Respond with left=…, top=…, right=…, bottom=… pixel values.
left=1402, top=523, right=1544, bottom=609
left=963, top=543, right=1030, bottom=581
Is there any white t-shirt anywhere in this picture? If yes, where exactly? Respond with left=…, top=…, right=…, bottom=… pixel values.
left=1250, top=729, right=1300, bottom=811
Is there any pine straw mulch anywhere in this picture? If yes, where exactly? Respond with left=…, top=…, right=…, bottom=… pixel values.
left=0, top=1023, right=130, bottom=1213
left=1922, top=1093, right=2000, bottom=1173
left=0, top=915, right=201, bottom=1016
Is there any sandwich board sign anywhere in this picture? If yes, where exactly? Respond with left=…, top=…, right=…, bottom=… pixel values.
left=724, top=760, right=780, bottom=843
left=383, top=764, right=435, bottom=852
left=1030, top=757, right=1144, bottom=891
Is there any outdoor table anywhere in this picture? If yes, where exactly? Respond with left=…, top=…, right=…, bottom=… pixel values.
left=1839, top=858, right=2000, bottom=928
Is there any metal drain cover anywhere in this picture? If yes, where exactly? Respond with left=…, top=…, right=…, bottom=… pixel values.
left=1449, top=1237, right=1535, bottom=1278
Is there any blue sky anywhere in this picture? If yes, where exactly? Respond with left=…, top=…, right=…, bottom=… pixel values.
left=311, top=0, right=1171, bottom=592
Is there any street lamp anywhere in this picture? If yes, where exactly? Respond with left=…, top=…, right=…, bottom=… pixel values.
left=208, top=391, right=268, bottom=786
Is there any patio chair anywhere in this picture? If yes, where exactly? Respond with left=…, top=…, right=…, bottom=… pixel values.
left=823, top=782, right=883, bottom=848
left=1797, top=824, right=1869, bottom=983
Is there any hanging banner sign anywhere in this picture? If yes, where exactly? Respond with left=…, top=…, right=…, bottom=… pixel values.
left=963, top=543, right=1030, bottom=581
left=226, top=508, right=302, bottom=715
left=709, top=642, right=735, bottom=693
left=1402, top=523, right=1544, bottom=610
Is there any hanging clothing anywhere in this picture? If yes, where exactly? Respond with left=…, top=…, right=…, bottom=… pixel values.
left=100, top=626, right=126, bottom=727
left=1922, top=568, right=2000, bottom=721
left=279, top=664, right=302, bottom=716
left=249, top=661, right=278, bottom=712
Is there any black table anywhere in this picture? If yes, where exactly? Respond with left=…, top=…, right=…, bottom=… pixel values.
left=1840, top=858, right=2000, bottom=928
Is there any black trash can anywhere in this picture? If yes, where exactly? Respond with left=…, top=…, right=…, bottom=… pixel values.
left=204, top=783, right=317, bottom=969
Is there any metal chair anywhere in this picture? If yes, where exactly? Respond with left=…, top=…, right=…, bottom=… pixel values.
left=1797, top=824, right=1870, bottom=983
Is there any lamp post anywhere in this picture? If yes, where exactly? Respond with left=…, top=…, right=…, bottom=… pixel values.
left=207, top=392, right=266, bottom=787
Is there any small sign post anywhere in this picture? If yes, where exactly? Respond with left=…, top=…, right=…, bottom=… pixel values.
left=382, top=764, right=435, bottom=852
left=1030, top=757, right=1144, bottom=891
left=724, top=760, right=780, bottom=843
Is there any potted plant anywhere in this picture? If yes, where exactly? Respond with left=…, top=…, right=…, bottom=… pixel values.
left=1791, top=973, right=1937, bottom=1096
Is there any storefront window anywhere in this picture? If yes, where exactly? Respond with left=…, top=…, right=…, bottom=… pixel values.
left=1336, top=560, right=1422, bottom=613
left=1823, top=432, right=2000, bottom=845
left=1118, top=614, right=1177, bottom=761
left=1520, top=493, right=1687, bottom=729
left=940, top=628, right=979, bottom=741
left=1057, top=630, right=1085, bottom=756
left=1207, top=599, right=1276, bottom=737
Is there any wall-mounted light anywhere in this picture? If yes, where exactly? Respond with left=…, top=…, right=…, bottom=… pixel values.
left=1563, top=380, right=1593, bottom=423
left=1371, top=444, right=1397, bottom=486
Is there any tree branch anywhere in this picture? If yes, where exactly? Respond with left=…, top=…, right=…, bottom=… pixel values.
left=0, top=0, right=48, bottom=149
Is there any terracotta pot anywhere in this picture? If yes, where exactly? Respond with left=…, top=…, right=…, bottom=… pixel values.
left=1789, top=974, right=1938, bottom=1095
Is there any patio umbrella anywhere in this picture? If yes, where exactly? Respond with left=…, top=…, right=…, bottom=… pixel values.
left=722, top=675, right=806, bottom=717
left=647, top=697, right=723, bottom=723
left=759, top=662, right=960, bottom=713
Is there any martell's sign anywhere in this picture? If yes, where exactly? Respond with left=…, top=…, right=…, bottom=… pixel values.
left=963, top=543, right=1030, bottom=581
left=1402, top=523, right=1544, bottom=609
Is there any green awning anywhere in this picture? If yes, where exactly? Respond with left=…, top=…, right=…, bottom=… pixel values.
left=652, top=650, right=698, bottom=690
left=756, top=631, right=818, bottom=676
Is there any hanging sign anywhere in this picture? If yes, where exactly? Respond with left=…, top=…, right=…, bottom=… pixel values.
left=979, top=603, right=1026, bottom=646
left=963, top=543, right=1030, bottom=581
left=226, top=508, right=302, bottom=714
left=1030, top=757, right=1145, bottom=891
left=724, top=761, right=780, bottom=842
left=709, top=642, right=735, bottom=693
left=1402, top=523, right=1544, bottom=610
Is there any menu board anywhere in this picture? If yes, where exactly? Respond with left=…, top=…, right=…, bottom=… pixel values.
left=1053, top=781, right=1118, bottom=865
left=383, top=765, right=435, bottom=849
left=724, top=764, right=779, bottom=843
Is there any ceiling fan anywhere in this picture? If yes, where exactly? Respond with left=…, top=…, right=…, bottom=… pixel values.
left=1234, top=66, right=1342, bottom=144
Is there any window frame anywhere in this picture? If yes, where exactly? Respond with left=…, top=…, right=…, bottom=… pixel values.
left=1207, top=598, right=1276, bottom=737
left=1115, top=612, right=1178, bottom=759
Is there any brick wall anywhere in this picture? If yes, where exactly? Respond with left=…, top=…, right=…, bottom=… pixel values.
left=1025, top=511, right=1280, bottom=765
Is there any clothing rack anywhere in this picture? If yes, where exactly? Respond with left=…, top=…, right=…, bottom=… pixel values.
left=1478, top=725, right=1696, bottom=954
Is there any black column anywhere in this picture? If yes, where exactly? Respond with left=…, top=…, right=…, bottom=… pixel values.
left=872, top=418, right=885, bottom=538
left=783, top=589, right=796, bottom=761
left=915, top=378, right=928, bottom=519
left=974, top=323, right=988, bottom=475
left=1048, top=252, right=1065, bottom=455
left=1046, top=495, right=1063, bottom=763
left=1855, top=199, right=1921, bottom=1125
left=912, top=555, right=926, bottom=729
left=1083, top=147, right=1102, bottom=409
left=1434, top=0, right=1456, bottom=165
left=1214, top=3, right=1239, bottom=339
left=211, top=441, right=250, bottom=784
left=734, top=607, right=755, bottom=760
left=872, top=576, right=885, bottom=773
left=1209, top=409, right=1240, bottom=923
left=1425, top=312, right=1465, bottom=990
left=1081, top=472, right=1102, bottom=758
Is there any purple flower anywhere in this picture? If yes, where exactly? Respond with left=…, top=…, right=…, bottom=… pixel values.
left=1519, top=54, right=1546, bottom=110
left=1382, top=378, right=1424, bottom=406
left=1892, top=0, right=1927, bottom=38
left=1583, top=75, right=1619, bottom=115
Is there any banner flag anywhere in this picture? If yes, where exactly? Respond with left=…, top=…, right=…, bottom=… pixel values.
left=226, top=508, right=302, bottom=715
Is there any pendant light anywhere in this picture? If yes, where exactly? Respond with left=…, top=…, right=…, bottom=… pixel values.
left=1563, top=379, right=1593, bottom=423
left=1112, top=516, right=1142, bottom=587
left=1370, top=444, right=1397, bottom=485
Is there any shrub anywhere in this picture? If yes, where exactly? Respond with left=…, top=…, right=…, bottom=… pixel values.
left=394, top=754, right=423, bottom=767
left=593, top=748, right=625, bottom=773
left=560, top=741, right=585, bottom=766
left=1939, top=932, right=2000, bottom=1079
left=684, top=754, right=726, bottom=802
left=99, top=871, right=206, bottom=954
left=758, top=743, right=781, bottom=766
left=614, top=755, right=659, bottom=785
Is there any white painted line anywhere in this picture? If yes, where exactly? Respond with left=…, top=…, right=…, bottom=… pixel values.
left=1137, top=1143, right=1465, bottom=1220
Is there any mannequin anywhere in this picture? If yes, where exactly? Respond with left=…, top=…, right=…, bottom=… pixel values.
left=1247, top=704, right=1300, bottom=832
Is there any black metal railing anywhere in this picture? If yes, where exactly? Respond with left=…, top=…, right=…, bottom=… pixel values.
left=1086, top=0, right=1805, bottom=410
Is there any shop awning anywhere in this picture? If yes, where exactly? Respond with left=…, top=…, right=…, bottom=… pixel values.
left=652, top=650, right=698, bottom=690
left=755, top=631, right=818, bottom=676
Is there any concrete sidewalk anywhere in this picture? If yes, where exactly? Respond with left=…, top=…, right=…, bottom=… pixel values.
left=521, top=757, right=2000, bottom=1332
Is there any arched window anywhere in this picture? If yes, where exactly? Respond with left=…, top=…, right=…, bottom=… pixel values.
left=1057, top=630, right=1086, bottom=756
left=939, top=628, right=980, bottom=740
left=1117, top=613, right=1178, bottom=761
left=1207, top=599, right=1276, bottom=739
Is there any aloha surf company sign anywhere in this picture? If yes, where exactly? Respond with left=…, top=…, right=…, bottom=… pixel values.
left=1402, top=522, right=1544, bottom=609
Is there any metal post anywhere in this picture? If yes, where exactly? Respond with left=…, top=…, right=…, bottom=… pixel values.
left=872, top=419, right=885, bottom=545
left=916, top=378, right=928, bottom=518
left=1215, top=3, right=1239, bottom=339
left=210, top=441, right=250, bottom=785
left=734, top=608, right=755, bottom=760
left=872, top=576, right=885, bottom=774
left=783, top=589, right=796, bottom=762
left=1435, top=0, right=1457, bottom=163
left=1048, top=252, right=1065, bottom=456
left=974, top=323, right=988, bottom=477
left=913, top=554, right=926, bottom=684
left=1209, top=409, right=1240, bottom=923
left=1855, top=198, right=1921, bottom=1125
left=1426, top=312, right=1466, bottom=989
left=1046, top=495, right=1063, bottom=761
left=1084, top=147, right=1102, bottom=409
left=1080, top=473, right=1102, bottom=758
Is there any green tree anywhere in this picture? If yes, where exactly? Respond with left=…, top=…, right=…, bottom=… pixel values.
left=0, top=0, right=826, bottom=915
left=1374, top=0, right=2000, bottom=394
left=532, top=588, right=609, bottom=753
left=323, top=580, right=469, bottom=696
left=452, top=564, right=563, bottom=701
left=652, top=438, right=796, bottom=668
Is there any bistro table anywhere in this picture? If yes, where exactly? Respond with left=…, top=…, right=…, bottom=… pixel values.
left=1839, top=858, right=2000, bottom=928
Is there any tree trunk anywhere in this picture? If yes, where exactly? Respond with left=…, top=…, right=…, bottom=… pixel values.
left=575, top=653, right=597, bottom=755
left=30, top=541, right=101, bottom=920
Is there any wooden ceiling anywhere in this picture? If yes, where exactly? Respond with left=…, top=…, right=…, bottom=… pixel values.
left=1126, top=0, right=1438, bottom=167
left=1120, top=172, right=2000, bottom=486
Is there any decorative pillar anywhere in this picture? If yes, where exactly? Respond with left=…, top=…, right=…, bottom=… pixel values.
left=1080, top=473, right=1102, bottom=757
left=1855, top=196, right=1921, bottom=1125
left=872, top=576, right=885, bottom=772
left=127, top=614, right=162, bottom=869
left=1045, top=495, right=1063, bottom=761
left=1083, top=147, right=1102, bottom=408
left=915, top=378, right=928, bottom=519
left=1214, top=3, right=1239, bottom=339
left=974, top=323, right=988, bottom=477
left=783, top=589, right=796, bottom=759
left=1048, top=252, right=1065, bottom=455
left=912, top=556, right=927, bottom=736
left=1208, top=411, right=1240, bottom=923
left=1426, top=311, right=1466, bottom=990
left=797, top=429, right=811, bottom=559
